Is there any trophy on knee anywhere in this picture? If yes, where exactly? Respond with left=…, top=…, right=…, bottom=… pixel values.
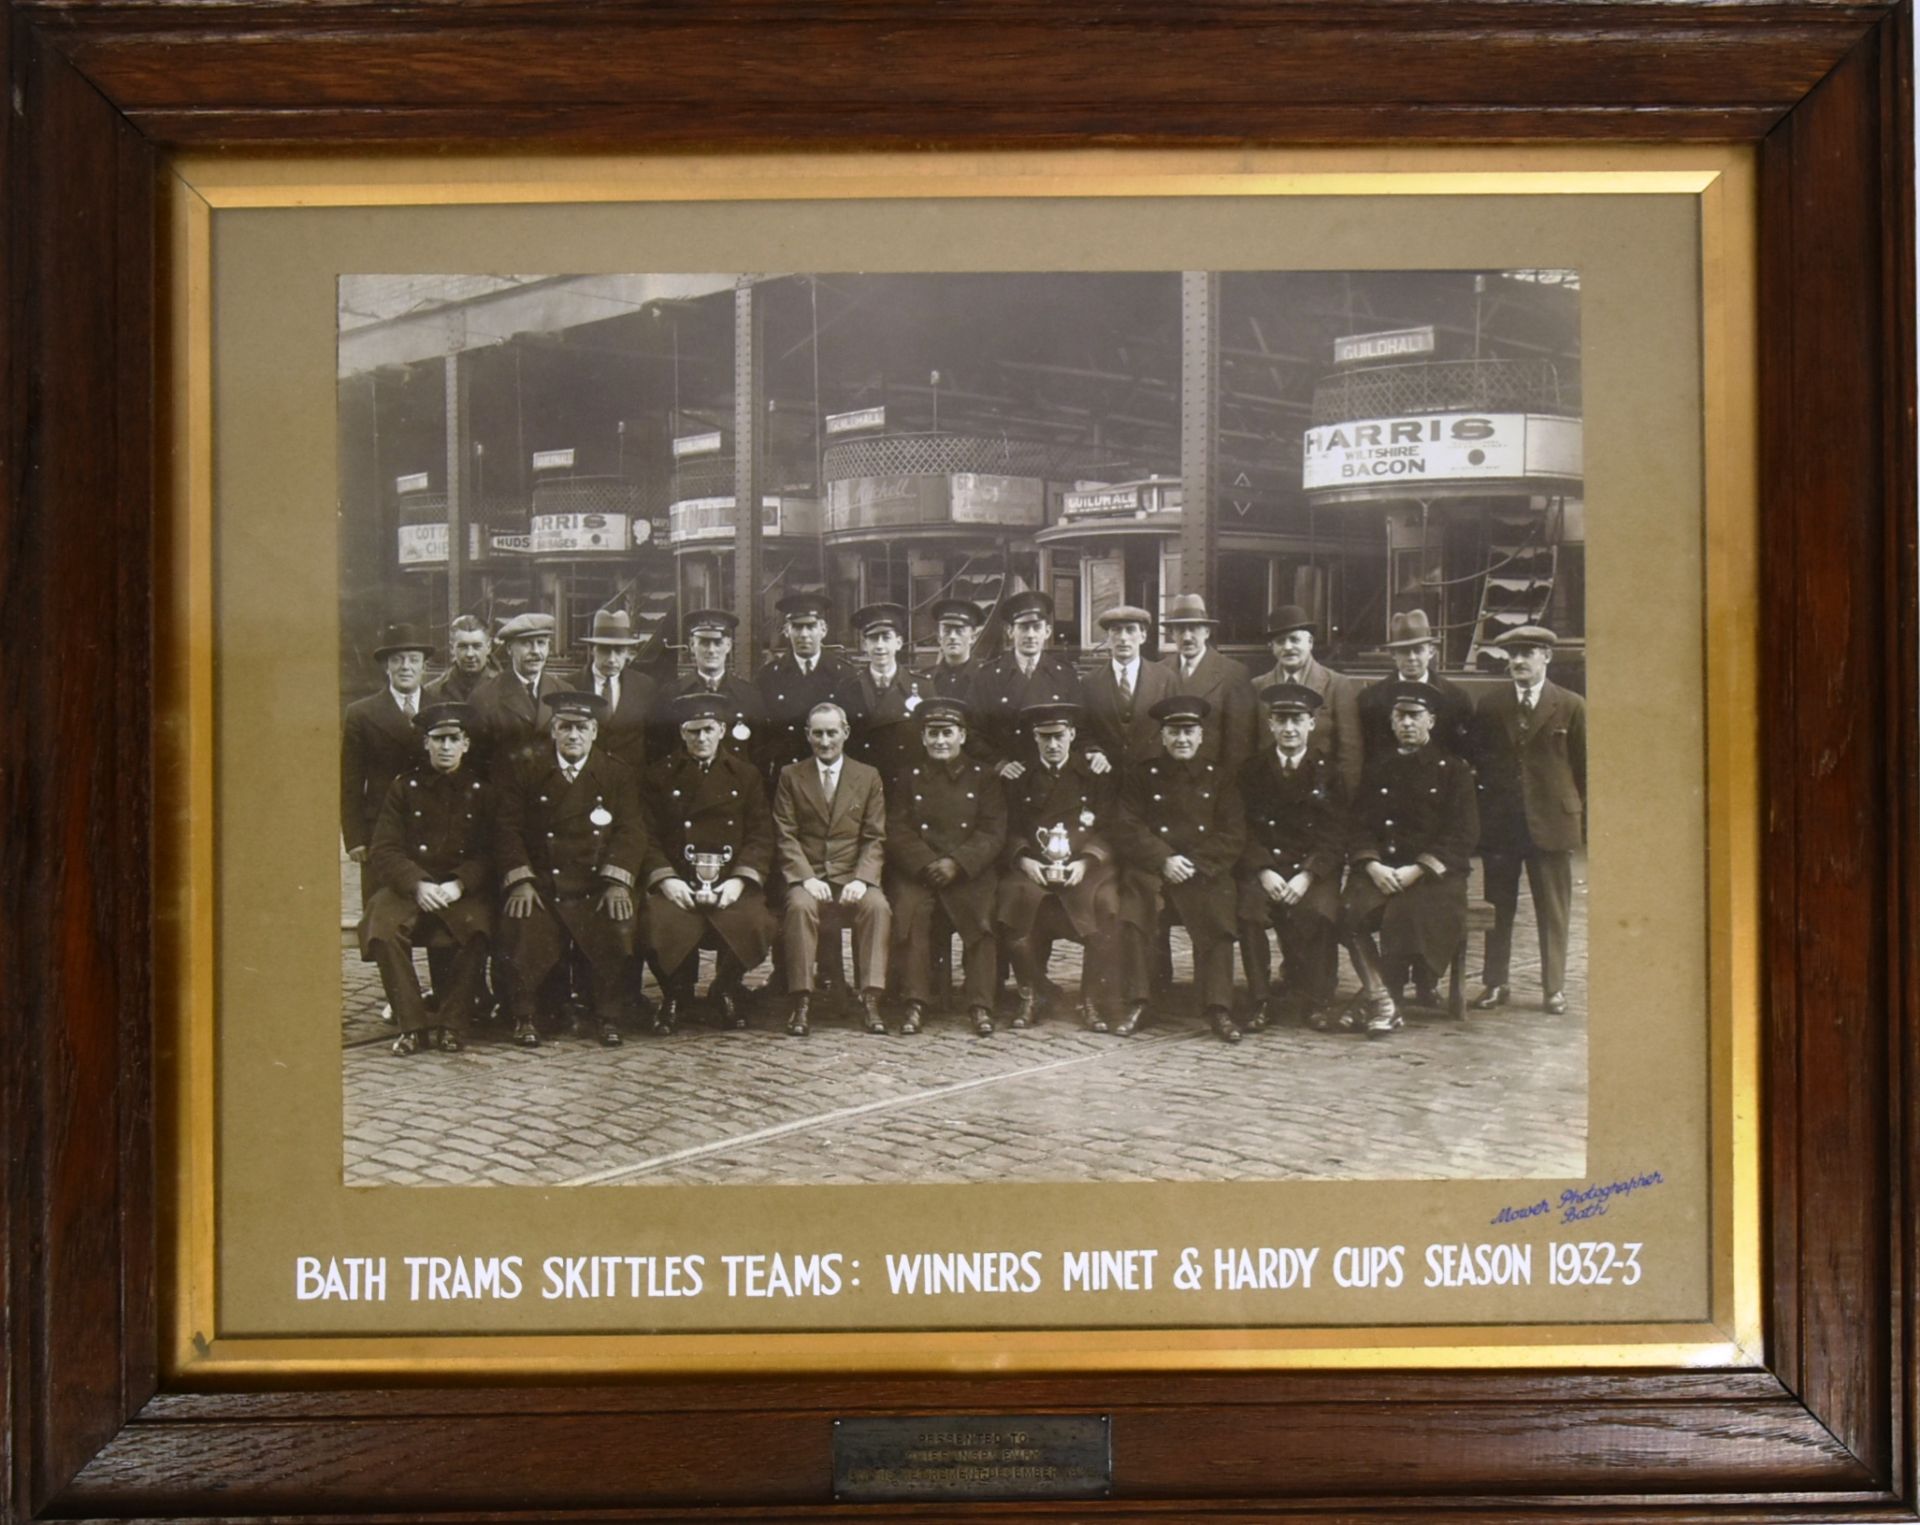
left=685, top=844, right=735, bottom=906
left=1036, top=823, right=1074, bottom=886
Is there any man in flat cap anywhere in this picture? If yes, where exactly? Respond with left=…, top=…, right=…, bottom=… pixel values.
left=755, top=591, right=856, bottom=785
left=924, top=597, right=986, bottom=705
left=886, top=697, right=1008, bottom=1036
left=425, top=614, right=495, bottom=704
left=1468, top=624, right=1586, bottom=1014
left=652, top=608, right=764, bottom=766
left=579, top=607, right=657, bottom=775
left=843, top=602, right=925, bottom=782
left=1109, top=694, right=1248, bottom=1043
left=640, top=692, right=776, bottom=1033
left=1237, top=682, right=1348, bottom=1030
left=342, top=624, right=437, bottom=913
left=1081, top=604, right=1177, bottom=770
left=494, top=690, right=648, bottom=1048
left=1252, top=604, right=1363, bottom=798
left=469, top=611, right=576, bottom=776
left=362, top=701, right=496, bottom=1055
left=1340, top=681, right=1480, bottom=1037
left=1160, top=593, right=1259, bottom=774
left=772, top=700, right=892, bottom=1036
left=971, top=589, right=1087, bottom=780
left=1358, top=609, right=1475, bottom=763
left=995, top=703, right=1124, bottom=1031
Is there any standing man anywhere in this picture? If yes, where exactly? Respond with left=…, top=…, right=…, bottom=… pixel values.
left=1358, top=610, right=1475, bottom=762
left=844, top=603, right=925, bottom=782
left=641, top=693, right=776, bottom=1034
left=1469, top=625, right=1586, bottom=1014
left=1340, top=681, right=1479, bottom=1037
left=924, top=597, right=986, bottom=704
left=1081, top=604, right=1176, bottom=770
left=995, top=703, right=1124, bottom=1031
left=425, top=614, right=494, bottom=703
left=970, top=590, right=1085, bottom=778
left=771, top=701, right=892, bottom=1036
left=469, top=611, right=576, bottom=775
left=886, top=698, right=1008, bottom=1036
left=1252, top=605, right=1364, bottom=797
left=652, top=608, right=763, bottom=764
left=580, top=607, right=657, bottom=774
left=342, top=622, right=436, bottom=913
left=363, top=701, right=496, bottom=1055
left=1237, top=683, right=1348, bottom=1030
left=494, top=691, right=647, bottom=1049
left=755, top=591, right=855, bottom=784
left=1109, top=695, right=1247, bottom=1042
left=1161, top=594, right=1259, bottom=773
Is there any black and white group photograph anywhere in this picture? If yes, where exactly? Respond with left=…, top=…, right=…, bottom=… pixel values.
left=336, top=268, right=1589, bottom=1188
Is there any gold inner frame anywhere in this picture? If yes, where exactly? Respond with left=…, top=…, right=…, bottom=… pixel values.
left=159, top=147, right=1759, bottom=1380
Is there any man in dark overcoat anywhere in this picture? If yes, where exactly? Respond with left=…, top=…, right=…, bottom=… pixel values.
left=425, top=614, right=495, bottom=704
left=651, top=608, right=765, bottom=765
left=342, top=622, right=436, bottom=921
left=641, top=692, right=776, bottom=1033
left=1237, top=682, right=1348, bottom=1031
left=1340, top=681, right=1480, bottom=1038
left=1250, top=604, right=1364, bottom=797
left=363, top=701, right=496, bottom=1054
left=1356, top=609, right=1475, bottom=763
left=754, top=591, right=856, bottom=784
left=1109, top=694, right=1248, bottom=1043
left=1160, top=593, right=1259, bottom=774
left=469, top=611, right=576, bottom=776
left=886, top=697, right=1008, bottom=1036
left=579, top=607, right=657, bottom=774
left=923, top=598, right=986, bottom=705
left=1468, top=624, right=1587, bottom=1014
left=969, top=590, right=1086, bottom=779
left=495, top=690, right=648, bottom=1049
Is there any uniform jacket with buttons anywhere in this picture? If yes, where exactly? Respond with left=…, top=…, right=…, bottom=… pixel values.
left=363, top=763, right=497, bottom=950
left=1236, top=747, right=1347, bottom=926
left=997, top=754, right=1118, bottom=940
left=969, top=650, right=1086, bottom=768
left=650, top=670, right=765, bottom=770
left=1251, top=655, right=1364, bottom=797
left=887, top=755, right=1008, bottom=938
left=496, top=746, right=648, bottom=900
left=843, top=665, right=927, bottom=784
left=1357, top=670, right=1475, bottom=767
left=1111, top=755, right=1246, bottom=941
left=340, top=688, right=427, bottom=853
left=640, top=749, right=773, bottom=889
left=923, top=656, right=981, bottom=705
left=1348, top=742, right=1479, bottom=878
left=1470, top=679, right=1587, bottom=854
left=1162, top=647, right=1260, bottom=773
left=754, top=652, right=858, bottom=781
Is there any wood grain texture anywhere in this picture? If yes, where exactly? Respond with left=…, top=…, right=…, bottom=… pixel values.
left=1, top=1, right=1914, bottom=1520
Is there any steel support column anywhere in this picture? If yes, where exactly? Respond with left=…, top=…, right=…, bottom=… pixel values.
left=1179, top=271, right=1220, bottom=603
left=443, top=346, right=471, bottom=633
left=732, top=280, right=766, bottom=669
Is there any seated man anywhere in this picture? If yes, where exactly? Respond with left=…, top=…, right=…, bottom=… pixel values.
left=363, top=701, right=496, bottom=1055
left=1340, top=680, right=1480, bottom=1038
left=495, top=691, right=647, bottom=1049
left=886, top=697, right=1008, bottom=1037
left=771, top=702, right=891, bottom=1036
left=1109, top=695, right=1247, bottom=1043
left=1237, top=682, right=1348, bottom=1031
left=641, top=692, right=777, bottom=1034
left=994, top=702, right=1123, bottom=1032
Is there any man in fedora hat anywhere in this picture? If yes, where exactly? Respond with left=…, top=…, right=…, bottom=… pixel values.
left=362, top=701, right=496, bottom=1055
left=1252, top=605, right=1363, bottom=797
left=971, top=589, right=1087, bottom=780
left=1358, top=609, right=1475, bottom=762
left=580, top=606, right=657, bottom=774
left=640, top=692, right=776, bottom=1034
left=1340, top=681, right=1479, bottom=1038
left=342, top=623, right=436, bottom=916
left=494, top=690, right=647, bottom=1049
left=1237, top=682, right=1349, bottom=1030
left=755, top=591, right=856, bottom=785
left=1081, top=604, right=1177, bottom=770
left=469, top=611, right=576, bottom=776
left=653, top=608, right=763, bottom=766
left=1159, top=593, right=1258, bottom=773
left=1468, top=624, right=1586, bottom=1014
left=425, top=614, right=496, bottom=705
left=923, top=597, right=986, bottom=705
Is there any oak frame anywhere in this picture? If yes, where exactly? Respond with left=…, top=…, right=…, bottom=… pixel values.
left=2, top=2, right=1914, bottom=1519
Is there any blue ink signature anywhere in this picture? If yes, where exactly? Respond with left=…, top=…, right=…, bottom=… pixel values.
left=1491, top=1169, right=1664, bottom=1227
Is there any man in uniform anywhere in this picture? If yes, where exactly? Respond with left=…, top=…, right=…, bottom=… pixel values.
left=1468, top=624, right=1586, bottom=1014
left=342, top=623, right=436, bottom=914
left=651, top=608, right=763, bottom=764
left=995, top=703, right=1123, bottom=1031
left=495, top=691, right=647, bottom=1049
left=1251, top=605, right=1363, bottom=797
left=1110, top=695, right=1247, bottom=1043
left=924, top=597, right=985, bottom=704
left=469, top=611, right=576, bottom=775
left=579, top=607, right=657, bottom=774
left=425, top=614, right=494, bottom=703
left=970, top=590, right=1086, bottom=779
left=641, top=692, right=776, bottom=1033
left=843, top=602, right=924, bottom=782
left=886, top=697, right=1008, bottom=1036
left=1081, top=604, right=1176, bottom=770
left=772, top=701, right=892, bottom=1036
left=1161, top=593, right=1259, bottom=773
left=754, top=591, right=855, bottom=784
left=1340, top=681, right=1479, bottom=1038
left=1357, top=609, right=1474, bottom=762
left=363, top=701, right=496, bottom=1055
left=1237, top=683, right=1347, bottom=1030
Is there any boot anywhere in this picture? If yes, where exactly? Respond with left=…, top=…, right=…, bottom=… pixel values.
left=786, top=993, right=811, bottom=1037
left=1010, top=986, right=1040, bottom=1031
left=1205, top=1006, right=1242, bottom=1045
left=860, top=990, right=889, bottom=1035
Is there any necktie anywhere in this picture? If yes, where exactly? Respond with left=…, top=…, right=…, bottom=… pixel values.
left=599, top=675, right=619, bottom=710
left=821, top=765, right=837, bottom=802
left=1184, top=659, right=1198, bottom=682
left=401, top=693, right=415, bottom=718
left=561, top=764, right=578, bottom=784
left=1119, top=665, right=1133, bottom=700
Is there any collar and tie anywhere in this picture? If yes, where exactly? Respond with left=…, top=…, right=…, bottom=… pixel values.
left=596, top=672, right=620, bottom=709
left=559, top=759, right=581, bottom=784
left=398, top=691, right=416, bottom=719
left=1182, top=657, right=1200, bottom=682
left=819, top=759, right=840, bottom=800
left=1116, top=662, right=1135, bottom=700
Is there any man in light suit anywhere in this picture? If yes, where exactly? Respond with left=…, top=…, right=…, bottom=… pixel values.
left=771, top=701, right=891, bottom=1037
left=1469, top=625, right=1587, bottom=1014
left=1081, top=604, right=1176, bottom=771
left=579, top=607, right=657, bottom=774
left=1160, top=593, right=1259, bottom=773
left=1251, top=604, right=1364, bottom=797
left=469, top=611, right=576, bottom=776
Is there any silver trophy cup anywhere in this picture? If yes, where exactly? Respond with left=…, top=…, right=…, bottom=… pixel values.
left=1036, top=823, right=1074, bottom=886
left=684, top=844, right=734, bottom=905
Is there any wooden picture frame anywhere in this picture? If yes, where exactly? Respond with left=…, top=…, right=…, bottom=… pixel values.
left=3, top=2, right=1913, bottom=1519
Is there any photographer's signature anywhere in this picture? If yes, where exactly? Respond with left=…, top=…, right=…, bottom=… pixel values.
left=1491, top=1169, right=1664, bottom=1227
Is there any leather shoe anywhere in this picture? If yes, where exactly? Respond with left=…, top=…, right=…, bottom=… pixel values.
left=600, top=1023, right=624, bottom=1048
left=512, top=1018, right=540, bottom=1049
left=1413, top=982, right=1441, bottom=1010
left=1544, top=990, right=1568, bottom=1015
left=970, top=1005, right=995, bottom=1037
left=390, top=1029, right=425, bottom=1056
left=1365, top=991, right=1403, bottom=1038
left=434, top=1028, right=464, bottom=1053
left=786, top=994, right=811, bottom=1037
left=1470, top=984, right=1511, bottom=1010
left=651, top=997, right=680, bottom=1036
left=1242, top=999, right=1271, bottom=1033
left=900, top=1001, right=925, bottom=1035
left=1113, top=1003, right=1148, bottom=1037
left=860, top=992, right=889, bottom=1035
left=1206, top=1006, right=1242, bottom=1045
left=713, top=987, right=747, bottom=1031
left=1010, top=986, right=1039, bottom=1030
left=1080, top=1000, right=1109, bottom=1035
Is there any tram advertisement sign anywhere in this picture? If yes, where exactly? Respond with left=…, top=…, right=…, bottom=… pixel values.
left=1301, top=411, right=1582, bottom=490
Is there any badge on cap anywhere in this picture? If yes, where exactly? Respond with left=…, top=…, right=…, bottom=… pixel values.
left=590, top=805, right=613, bottom=827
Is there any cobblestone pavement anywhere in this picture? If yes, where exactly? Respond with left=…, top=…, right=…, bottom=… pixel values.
left=342, top=856, right=1588, bottom=1187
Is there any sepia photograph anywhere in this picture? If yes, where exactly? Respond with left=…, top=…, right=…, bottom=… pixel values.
left=336, top=268, right=1589, bottom=1188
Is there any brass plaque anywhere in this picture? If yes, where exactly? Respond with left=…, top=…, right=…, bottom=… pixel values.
left=833, top=1414, right=1111, bottom=1501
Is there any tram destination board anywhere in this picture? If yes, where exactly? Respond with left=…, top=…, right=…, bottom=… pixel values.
left=832, top=1415, right=1112, bottom=1502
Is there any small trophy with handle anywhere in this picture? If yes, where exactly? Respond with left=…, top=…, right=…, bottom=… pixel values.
left=684, top=844, right=734, bottom=906
left=1036, top=823, right=1074, bottom=886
